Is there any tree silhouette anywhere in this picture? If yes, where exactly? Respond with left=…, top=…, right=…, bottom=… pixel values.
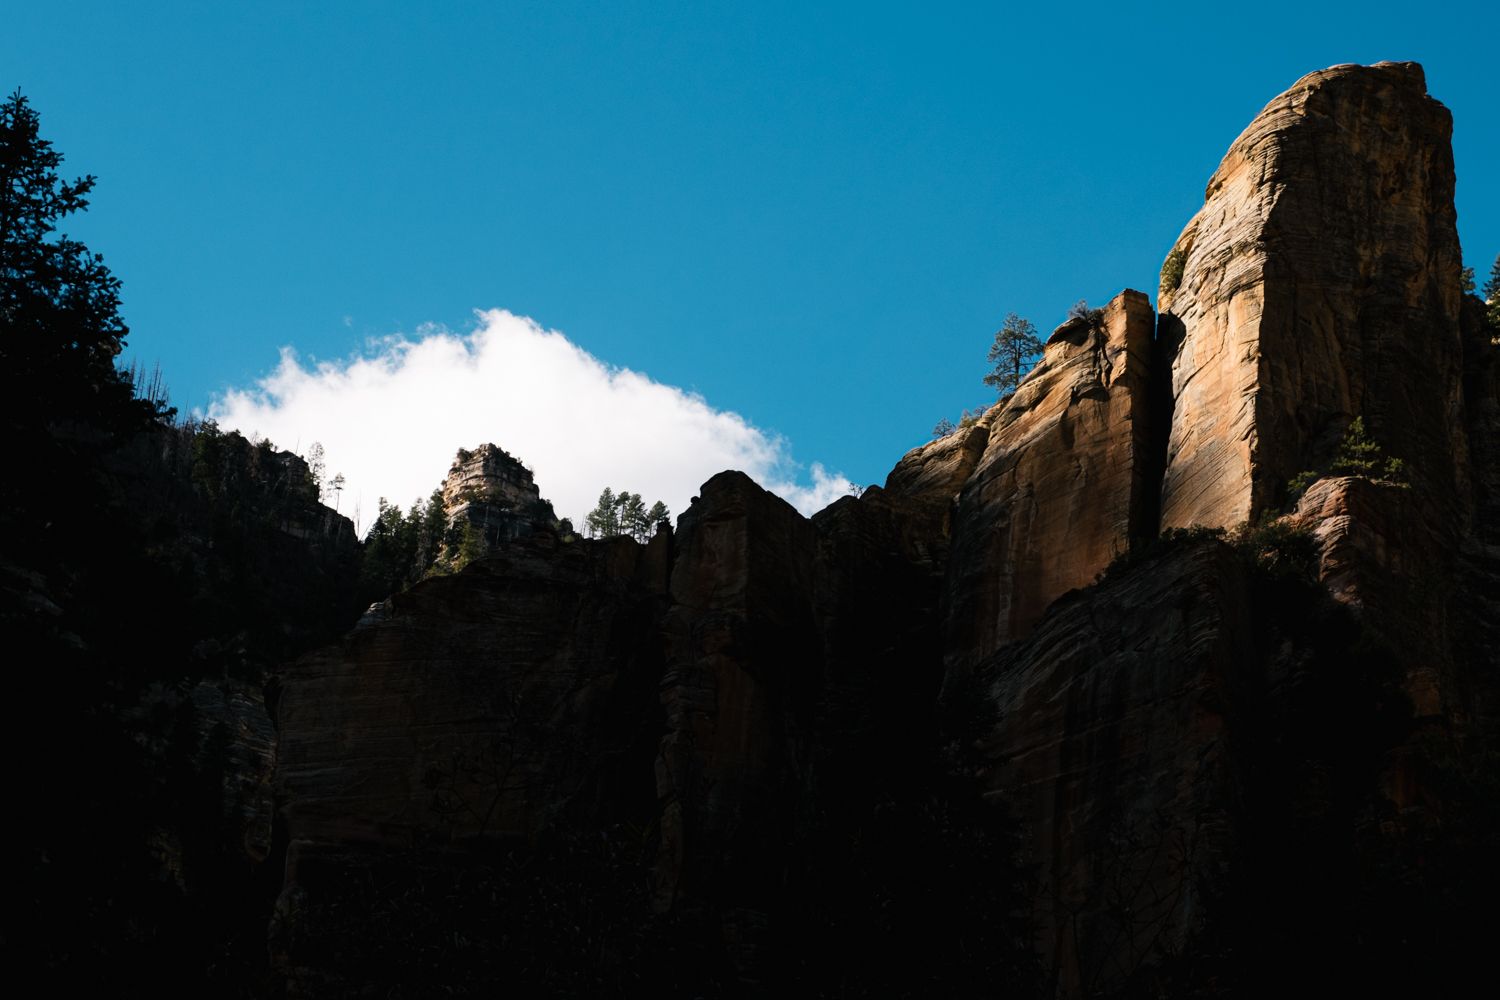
left=983, top=312, right=1043, bottom=397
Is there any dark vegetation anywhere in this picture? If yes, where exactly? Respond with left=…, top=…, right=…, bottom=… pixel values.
left=358, top=489, right=451, bottom=604
left=3, top=91, right=362, bottom=995
left=585, top=486, right=669, bottom=541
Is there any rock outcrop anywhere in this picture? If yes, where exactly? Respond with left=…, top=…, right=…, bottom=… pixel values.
left=654, top=473, right=822, bottom=908
left=275, top=527, right=670, bottom=861
left=943, top=289, right=1156, bottom=670
left=439, top=443, right=559, bottom=553
left=1156, top=61, right=1467, bottom=537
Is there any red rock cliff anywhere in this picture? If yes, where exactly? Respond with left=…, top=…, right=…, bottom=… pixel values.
left=943, top=289, right=1156, bottom=670
left=1157, top=61, right=1468, bottom=537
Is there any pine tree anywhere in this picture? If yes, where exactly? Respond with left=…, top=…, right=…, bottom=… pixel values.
left=621, top=492, right=647, bottom=541
left=982, top=312, right=1043, bottom=397
left=1483, top=252, right=1500, bottom=329
left=586, top=489, right=669, bottom=540
left=1329, top=417, right=1406, bottom=484
left=646, top=500, right=670, bottom=534
left=586, top=487, right=617, bottom=538
left=2, top=90, right=165, bottom=556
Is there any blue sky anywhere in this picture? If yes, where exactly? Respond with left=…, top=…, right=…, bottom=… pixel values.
left=5, top=1, right=1497, bottom=520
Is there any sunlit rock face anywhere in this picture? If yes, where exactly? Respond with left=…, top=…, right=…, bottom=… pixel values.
left=441, top=443, right=559, bottom=551
left=1156, top=61, right=1468, bottom=538
left=942, top=289, right=1157, bottom=671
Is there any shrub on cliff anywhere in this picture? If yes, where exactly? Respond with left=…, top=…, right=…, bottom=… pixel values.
left=933, top=405, right=990, bottom=439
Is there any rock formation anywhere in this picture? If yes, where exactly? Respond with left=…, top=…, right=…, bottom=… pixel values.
left=1156, top=61, right=1467, bottom=537
left=263, top=61, right=1500, bottom=995
left=943, top=289, right=1156, bottom=670
left=440, top=443, right=559, bottom=553
left=978, top=541, right=1252, bottom=995
left=275, top=527, right=669, bottom=857
left=654, top=473, right=821, bottom=909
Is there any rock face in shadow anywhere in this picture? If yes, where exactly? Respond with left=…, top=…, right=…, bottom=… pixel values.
left=654, top=472, right=822, bottom=908
left=273, top=528, right=672, bottom=909
left=944, top=289, right=1156, bottom=671
left=978, top=541, right=1253, bottom=996
left=1157, top=61, right=1468, bottom=536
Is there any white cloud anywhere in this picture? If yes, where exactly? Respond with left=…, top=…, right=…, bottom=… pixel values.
left=211, top=309, right=853, bottom=534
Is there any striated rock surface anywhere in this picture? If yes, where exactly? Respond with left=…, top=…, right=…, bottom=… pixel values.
left=1287, top=476, right=1449, bottom=715
left=943, top=289, right=1156, bottom=670
left=1157, top=61, right=1468, bottom=536
left=978, top=541, right=1252, bottom=996
left=440, top=443, right=559, bottom=553
left=654, top=472, right=822, bottom=908
left=191, top=680, right=280, bottom=862
left=273, top=526, right=671, bottom=914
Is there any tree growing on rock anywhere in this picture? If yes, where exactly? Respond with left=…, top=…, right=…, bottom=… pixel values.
left=933, top=405, right=990, bottom=439
left=585, top=488, right=669, bottom=541
left=983, top=312, right=1043, bottom=397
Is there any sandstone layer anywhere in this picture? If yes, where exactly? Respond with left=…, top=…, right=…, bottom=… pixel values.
left=439, top=443, right=559, bottom=553
left=1157, top=61, right=1468, bottom=536
left=654, top=472, right=822, bottom=907
left=274, top=528, right=671, bottom=882
left=978, top=541, right=1252, bottom=996
left=943, top=289, right=1156, bottom=670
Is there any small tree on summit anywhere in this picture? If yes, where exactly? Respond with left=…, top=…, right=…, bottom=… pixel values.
left=983, top=312, right=1043, bottom=397
left=585, top=488, right=670, bottom=541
